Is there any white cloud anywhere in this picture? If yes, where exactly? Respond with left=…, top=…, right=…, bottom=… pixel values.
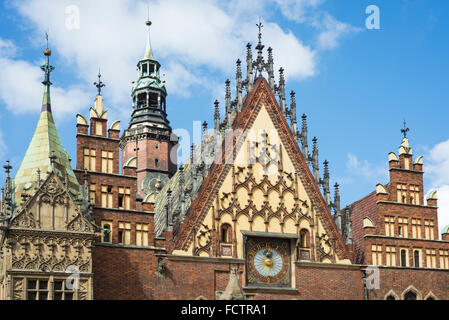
left=316, top=14, right=361, bottom=50
left=0, top=38, right=90, bottom=120
left=275, top=0, right=323, bottom=23
left=425, top=139, right=449, bottom=234
left=346, top=153, right=387, bottom=181
left=11, top=0, right=349, bottom=110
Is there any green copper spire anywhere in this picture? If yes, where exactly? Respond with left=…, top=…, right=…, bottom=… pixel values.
left=144, top=20, right=155, bottom=60
left=13, top=43, right=80, bottom=205
left=41, top=33, right=54, bottom=112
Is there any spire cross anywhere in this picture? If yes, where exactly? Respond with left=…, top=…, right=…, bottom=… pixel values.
left=94, top=69, right=105, bottom=95
left=401, top=120, right=409, bottom=138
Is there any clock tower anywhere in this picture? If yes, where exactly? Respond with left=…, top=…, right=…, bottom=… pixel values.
left=120, top=20, right=177, bottom=198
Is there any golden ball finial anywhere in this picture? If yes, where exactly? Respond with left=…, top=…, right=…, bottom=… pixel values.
left=44, top=48, right=52, bottom=56
left=145, top=20, right=152, bottom=26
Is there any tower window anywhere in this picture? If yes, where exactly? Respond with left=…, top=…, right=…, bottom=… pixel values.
left=424, top=220, right=435, bottom=240
left=136, top=223, right=149, bottom=246
left=398, top=217, right=408, bottom=237
left=118, top=187, right=130, bottom=210
left=102, top=222, right=112, bottom=243
left=426, top=249, right=436, bottom=268
left=155, top=143, right=159, bottom=150
left=142, top=63, right=148, bottom=76
left=397, top=184, right=407, bottom=203
left=101, top=185, right=113, bottom=208
left=414, top=250, right=420, bottom=268
left=83, top=148, right=96, bottom=171
left=101, top=151, right=113, bottom=174
left=155, top=158, right=160, bottom=168
left=118, top=222, right=131, bottom=245
left=371, top=245, right=382, bottom=265
left=89, top=184, right=96, bottom=205
left=386, top=246, right=396, bottom=266
left=400, top=249, right=407, bottom=267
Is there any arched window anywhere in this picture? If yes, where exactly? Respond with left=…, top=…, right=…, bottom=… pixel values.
left=404, top=290, right=417, bottom=300
left=103, top=224, right=111, bottom=243
left=221, top=224, right=232, bottom=243
left=401, top=249, right=407, bottom=267
left=414, top=250, right=420, bottom=268
left=386, top=295, right=396, bottom=300
left=155, top=158, right=160, bottom=168
left=299, top=229, right=310, bottom=248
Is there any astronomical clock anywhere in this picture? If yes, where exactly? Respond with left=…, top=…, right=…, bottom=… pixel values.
left=245, top=237, right=291, bottom=288
left=141, top=171, right=169, bottom=195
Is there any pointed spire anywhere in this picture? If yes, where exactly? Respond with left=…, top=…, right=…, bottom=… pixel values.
left=245, top=43, right=253, bottom=92
left=267, top=47, right=275, bottom=90
left=312, top=137, right=319, bottom=183
left=214, top=100, right=220, bottom=131
left=235, top=59, right=243, bottom=111
left=289, top=91, right=298, bottom=140
left=144, top=20, right=155, bottom=60
left=322, top=160, right=331, bottom=206
left=3, top=161, right=12, bottom=204
left=179, top=165, right=186, bottom=219
left=278, top=67, right=286, bottom=115
left=334, top=183, right=340, bottom=212
left=225, top=79, right=231, bottom=128
left=41, top=33, right=55, bottom=113
left=255, top=20, right=265, bottom=78
left=300, top=114, right=309, bottom=160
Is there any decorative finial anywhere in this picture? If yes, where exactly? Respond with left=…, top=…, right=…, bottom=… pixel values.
left=41, top=32, right=55, bottom=113
left=94, top=69, right=105, bottom=95
left=256, top=19, right=263, bottom=40
left=401, top=120, right=409, bottom=138
left=44, top=32, right=51, bottom=56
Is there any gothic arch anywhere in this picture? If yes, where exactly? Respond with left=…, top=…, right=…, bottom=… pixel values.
left=401, top=285, right=422, bottom=300
left=424, top=292, right=438, bottom=300
left=384, top=290, right=400, bottom=300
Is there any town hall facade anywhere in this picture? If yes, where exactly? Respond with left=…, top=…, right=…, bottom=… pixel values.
left=0, top=20, right=447, bottom=300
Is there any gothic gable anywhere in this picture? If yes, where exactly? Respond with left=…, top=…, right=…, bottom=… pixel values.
left=10, top=172, right=94, bottom=233
left=172, top=78, right=351, bottom=263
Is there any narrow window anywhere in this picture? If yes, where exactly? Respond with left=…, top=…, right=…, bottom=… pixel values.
left=89, top=184, right=96, bottom=205
left=136, top=223, right=149, bottom=246
left=299, top=229, right=310, bottom=248
left=155, top=158, right=160, bottom=168
left=401, top=249, right=407, bottom=267
left=414, top=250, right=420, bottom=268
left=221, top=224, right=231, bottom=243
left=101, top=186, right=113, bottom=208
left=118, top=222, right=131, bottom=245
left=102, top=223, right=111, bottom=243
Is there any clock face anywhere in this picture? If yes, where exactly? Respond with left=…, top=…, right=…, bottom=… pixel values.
left=141, top=172, right=169, bottom=195
left=245, top=237, right=291, bottom=287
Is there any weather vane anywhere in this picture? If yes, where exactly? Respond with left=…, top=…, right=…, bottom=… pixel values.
left=401, top=120, right=409, bottom=138
left=45, top=32, right=49, bottom=48
left=256, top=19, right=263, bottom=37
left=94, top=69, right=105, bottom=95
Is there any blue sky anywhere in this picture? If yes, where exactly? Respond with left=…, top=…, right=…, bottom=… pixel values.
left=0, top=0, right=448, bottom=231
